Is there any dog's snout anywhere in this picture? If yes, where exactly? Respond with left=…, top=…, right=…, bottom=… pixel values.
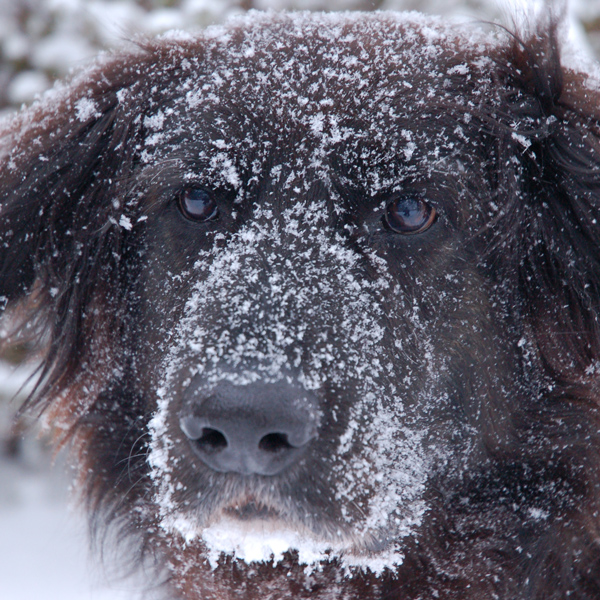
left=180, top=379, right=318, bottom=476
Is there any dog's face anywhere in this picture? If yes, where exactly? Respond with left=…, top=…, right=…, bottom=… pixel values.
left=2, top=11, right=600, bottom=600
left=136, top=13, right=514, bottom=566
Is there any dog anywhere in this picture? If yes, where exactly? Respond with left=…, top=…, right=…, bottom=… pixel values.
left=1, top=9, right=600, bottom=600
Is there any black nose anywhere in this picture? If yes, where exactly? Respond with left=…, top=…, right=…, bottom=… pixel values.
left=179, top=378, right=319, bottom=476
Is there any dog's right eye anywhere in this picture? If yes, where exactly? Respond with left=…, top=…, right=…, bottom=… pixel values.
left=178, top=187, right=219, bottom=222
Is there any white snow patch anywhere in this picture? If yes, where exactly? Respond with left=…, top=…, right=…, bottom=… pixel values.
left=118, top=214, right=133, bottom=230
left=511, top=131, right=532, bottom=150
left=144, top=111, right=166, bottom=131
left=201, top=518, right=404, bottom=576
left=527, top=507, right=549, bottom=521
left=74, top=97, right=101, bottom=122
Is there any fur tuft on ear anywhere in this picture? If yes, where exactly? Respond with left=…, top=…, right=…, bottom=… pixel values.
left=0, top=46, right=162, bottom=409
left=488, top=18, right=600, bottom=395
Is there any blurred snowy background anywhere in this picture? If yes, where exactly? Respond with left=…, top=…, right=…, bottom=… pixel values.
left=1, top=0, right=600, bottom=111
left=1, top=0, right=600, bottom=599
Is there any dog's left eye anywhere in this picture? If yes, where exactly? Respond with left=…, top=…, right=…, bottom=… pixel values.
left=384, top=193, right=436, bottom=235
left=178, top=187, right=219, bottom=222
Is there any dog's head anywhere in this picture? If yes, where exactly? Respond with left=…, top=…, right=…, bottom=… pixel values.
left=2, top=11, right=600, bottom=600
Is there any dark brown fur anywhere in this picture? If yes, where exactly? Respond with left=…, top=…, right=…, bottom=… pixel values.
left=1, top=11, right=600, bottom=600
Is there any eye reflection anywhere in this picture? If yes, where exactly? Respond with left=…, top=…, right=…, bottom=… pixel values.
left=384, top=193, right=436, bottom=234
left=178, top=187, right=219, bottom=222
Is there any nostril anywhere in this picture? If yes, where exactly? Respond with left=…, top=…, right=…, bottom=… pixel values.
left=196, top=428, right=228, bottom=454
left=180, top=379, right=319, bottom=475
left=258, top=432, right=292, bottom=454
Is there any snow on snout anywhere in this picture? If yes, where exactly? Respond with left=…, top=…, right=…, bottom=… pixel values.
left=148, top=195, right=443, bottom=572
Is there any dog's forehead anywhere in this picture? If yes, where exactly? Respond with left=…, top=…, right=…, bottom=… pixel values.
left=176, top=12, right=494, bottom=93
left=139, top=12, right=497, bottom=175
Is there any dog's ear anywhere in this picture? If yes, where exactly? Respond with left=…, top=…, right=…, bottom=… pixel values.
left=0, top=45, right=168, bottom=398
left=0, top=51, right=152, bottom=304
left=490, top=20, right=600, bottom=389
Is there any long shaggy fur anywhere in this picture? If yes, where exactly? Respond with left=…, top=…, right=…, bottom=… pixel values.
left=2, top=10, right=600, bottom=600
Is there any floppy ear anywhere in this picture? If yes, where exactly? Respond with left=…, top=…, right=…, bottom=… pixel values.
left=490, top=21, right=600, bottom=392
left=0, top=46, right=162, bottom=400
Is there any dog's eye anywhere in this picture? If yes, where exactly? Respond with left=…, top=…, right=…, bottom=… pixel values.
left=178, top=188, right=219, bottom=222
left=384, top=193, right=436, bottom=235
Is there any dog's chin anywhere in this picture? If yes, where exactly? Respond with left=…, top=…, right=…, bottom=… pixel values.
left=188, top=498, right=406, bottom=574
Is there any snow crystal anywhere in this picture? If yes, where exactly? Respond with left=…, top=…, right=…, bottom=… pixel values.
left=527, top=507, right=549, bottom=521
left=74, top=97, right=101, bottom=122
left=511, top=131, right=532, bottom=150
left=144, top=111, right=166, bottom=131
left=118, top=215, right=133, bottom=230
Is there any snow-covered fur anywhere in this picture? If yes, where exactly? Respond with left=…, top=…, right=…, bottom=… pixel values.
left=2, top=10, right=600, bottom=600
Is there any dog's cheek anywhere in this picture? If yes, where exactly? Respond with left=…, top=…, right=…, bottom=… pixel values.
left=379, top=228, right=525, bottom=435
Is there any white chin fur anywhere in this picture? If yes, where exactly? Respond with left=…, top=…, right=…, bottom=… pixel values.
left=199, top=517, right=405, bottom=576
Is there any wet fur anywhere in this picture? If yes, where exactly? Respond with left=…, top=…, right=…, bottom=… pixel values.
left=2, top=11, right=600, bottom=600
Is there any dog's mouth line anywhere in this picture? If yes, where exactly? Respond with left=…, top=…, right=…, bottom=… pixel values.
left=198, top=497, right=398, bottom=557
left=221, top=498, right=281, bottom=521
